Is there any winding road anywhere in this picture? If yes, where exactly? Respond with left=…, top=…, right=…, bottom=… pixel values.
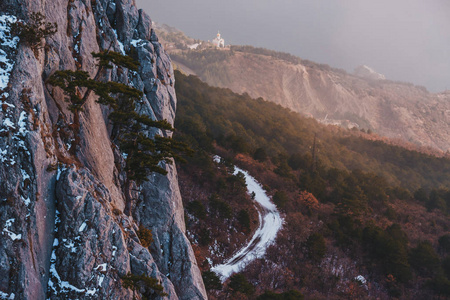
left=211, top=156, right=283, bottom=281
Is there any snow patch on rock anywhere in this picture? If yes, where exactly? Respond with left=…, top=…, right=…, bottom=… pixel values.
left=112, top=29, right=125, bottom=54
left=78, top=221, right=87, bottom=232
left=0, top=15, right=19, bottom=94
left=2, top=218, right=21, bottom=241
left=130, top=38, right=144, bottom=47
left=0, top=291, right=15, bottom=299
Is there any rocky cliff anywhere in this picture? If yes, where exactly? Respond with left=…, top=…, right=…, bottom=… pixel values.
left=0, top=0, right=206, bottom=299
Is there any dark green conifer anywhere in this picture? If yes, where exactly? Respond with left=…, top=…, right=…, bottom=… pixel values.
left=92, top=50, right=139, bottom=70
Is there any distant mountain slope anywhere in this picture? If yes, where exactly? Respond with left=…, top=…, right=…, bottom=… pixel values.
left=160, top=33, right=450, bottom=153
left=173, top=71, right=450, bottom=299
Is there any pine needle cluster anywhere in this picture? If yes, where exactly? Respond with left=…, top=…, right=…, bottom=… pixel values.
left=121, top=273, right=168, bottom=298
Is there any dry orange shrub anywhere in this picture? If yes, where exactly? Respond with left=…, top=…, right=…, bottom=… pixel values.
left=298, top=191, right=319, bottom=211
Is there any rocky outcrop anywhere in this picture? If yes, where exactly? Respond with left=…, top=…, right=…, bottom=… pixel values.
left=49, top=168, right=178, bottom=299
left=0, top=0, right=206, bottom=299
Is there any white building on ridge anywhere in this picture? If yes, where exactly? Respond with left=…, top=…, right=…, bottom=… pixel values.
left=212, top=31, right=225, bottom=48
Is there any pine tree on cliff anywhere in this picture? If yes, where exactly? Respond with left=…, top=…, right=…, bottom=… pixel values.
left=48, top=50, right=191, bottom=215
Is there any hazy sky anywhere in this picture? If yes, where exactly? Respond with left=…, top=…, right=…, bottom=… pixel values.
left=136, top=0, right=450, bottom=92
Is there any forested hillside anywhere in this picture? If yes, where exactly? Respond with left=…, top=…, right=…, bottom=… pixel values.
left=173, top=71, right=450, bottom=299
left=174, top=71, right=450, bottom=193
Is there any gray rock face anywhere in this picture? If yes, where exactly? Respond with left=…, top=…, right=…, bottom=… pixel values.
left=49, top=168, right=177, bottom=299
left=0, top=0, right=206, bottom=299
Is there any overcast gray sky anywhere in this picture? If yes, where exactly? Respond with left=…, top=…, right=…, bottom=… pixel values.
left=136, top=0, right=450, bottom=92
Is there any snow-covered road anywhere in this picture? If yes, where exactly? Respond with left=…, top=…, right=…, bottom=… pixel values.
left=211, top=156, right=283, bottom=281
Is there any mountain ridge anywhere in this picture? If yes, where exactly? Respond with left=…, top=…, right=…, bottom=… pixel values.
left=154, top=25, right=450, bottom=154
left=173, top=49, right=450, bottom=153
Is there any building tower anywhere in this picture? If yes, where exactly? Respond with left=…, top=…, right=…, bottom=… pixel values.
left=212, top=31, right=225, bottom=48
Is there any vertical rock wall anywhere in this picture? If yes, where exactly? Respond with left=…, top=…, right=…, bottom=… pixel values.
left=0, top=0, right=206, bottom=299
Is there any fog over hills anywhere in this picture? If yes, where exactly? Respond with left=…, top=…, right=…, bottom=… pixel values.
left=137, top=0, right=450, bottom=93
